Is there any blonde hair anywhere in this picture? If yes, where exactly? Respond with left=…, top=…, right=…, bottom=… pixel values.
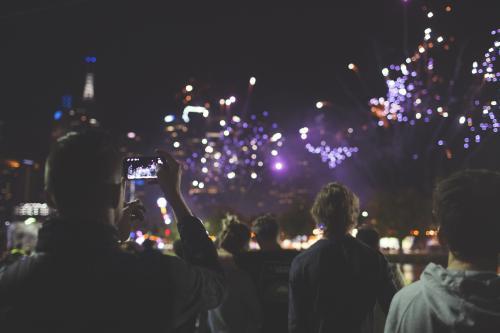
left=311, top=182, right=359, bottom=237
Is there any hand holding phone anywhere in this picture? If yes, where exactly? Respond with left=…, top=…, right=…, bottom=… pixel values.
left=123, top=156, right=164, bottom=180
left=155, top=149, right=181, bottom=198
left=123, top=151, right=192, bottom=221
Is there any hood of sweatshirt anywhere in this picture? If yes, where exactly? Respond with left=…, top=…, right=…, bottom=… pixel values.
left=420, top=262, right=500, bottom=329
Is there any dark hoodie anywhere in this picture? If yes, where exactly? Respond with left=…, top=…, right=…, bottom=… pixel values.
left=385, top=263, right=500, bottom=332
left=289, top=236, right=398, bottom=333
left=0, top=216, right=224, bottom=333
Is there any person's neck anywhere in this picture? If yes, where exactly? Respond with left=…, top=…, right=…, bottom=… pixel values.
left=447, top=252, right=498, bottom=272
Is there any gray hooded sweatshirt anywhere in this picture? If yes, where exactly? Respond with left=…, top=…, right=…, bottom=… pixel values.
left=385, top=263, right=500, bottom=332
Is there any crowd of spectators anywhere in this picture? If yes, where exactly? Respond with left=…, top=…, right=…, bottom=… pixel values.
left=1, top=130, right=499, bottom=332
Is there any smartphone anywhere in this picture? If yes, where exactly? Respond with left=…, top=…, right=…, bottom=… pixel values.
left=123, top=156, right=164, bottom=180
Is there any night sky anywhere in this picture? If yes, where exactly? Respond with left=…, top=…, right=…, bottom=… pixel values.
left=1, top=0, right=498, bottom=161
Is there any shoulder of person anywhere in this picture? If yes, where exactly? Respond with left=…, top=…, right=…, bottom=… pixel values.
left=290, top=239, right=329, bottom=268
left=347, top=236, right=389, bottom=264
left=385, top=281, right=428, bottom=332
left=115, top=249, right=185, bottom=275
left=348, top=236, right=379, bottom=254
left=391, top=281, right=425, bottom=317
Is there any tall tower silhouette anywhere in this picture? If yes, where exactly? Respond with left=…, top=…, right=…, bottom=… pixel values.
left=51, top=56, right=99, bottom=141
left=82, top=56, right=96, bottom=103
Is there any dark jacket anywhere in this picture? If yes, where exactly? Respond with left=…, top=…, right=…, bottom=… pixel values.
left=0, top=216, right=224, bottom=333
left=207, top=254, right=262, bottom=333
left=288, top=236, right=397, bottom=333
left=236, top=249, right=299, bottom=333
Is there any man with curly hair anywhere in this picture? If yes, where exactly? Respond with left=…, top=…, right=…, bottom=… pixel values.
left=385, top=170, right=500, bottom=332
left=289, top=182, right=398, bottom=333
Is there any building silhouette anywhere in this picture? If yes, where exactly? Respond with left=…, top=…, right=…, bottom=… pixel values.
left=51, top=56, right=100, bottom=141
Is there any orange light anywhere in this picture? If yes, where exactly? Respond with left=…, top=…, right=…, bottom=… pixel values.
left=185, top=95, right=192, bottom=102
left=6, top=160, right=21, bottom=168
left=445, top=149, right=453, bottom=159
left=445, top=5, right=451, bottom=12
left=411, top=230, right=420, bottom=236
left=370, top=104, right=386, bottom=118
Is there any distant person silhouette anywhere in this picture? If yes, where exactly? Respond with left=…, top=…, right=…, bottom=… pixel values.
left=356, top=227, right=404, bottom=333
left=356, top=228, right=404, bottom=290
left=236, top=214, right=299, bottom=333
left=385, top=170, right=500, bottom=332
left=289, top=183, right=397, bottom=333
left=252, top=214, right=282, bottom=251
left=0, top=130, right=224, bottom=332
left=208, top=220, right=262, bottom=333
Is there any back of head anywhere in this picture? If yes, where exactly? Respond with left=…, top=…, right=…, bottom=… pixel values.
left=356, top=227, right=380, bottom=250
left=45, top=130, right=122, bottom=220
left=434, top=169, right=500, bottom=261
left=220, top=221, right=251, bottom=255
left=142, top=239, right=155, bottom=251
left=252, top=214, right=279, bottom=243
left=311, top=182, right=359, bottom=238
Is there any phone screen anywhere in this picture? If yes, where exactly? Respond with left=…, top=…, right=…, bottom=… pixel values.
left=123, top=156, right=164, bottom=180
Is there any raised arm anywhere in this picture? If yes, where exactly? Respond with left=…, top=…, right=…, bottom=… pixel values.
left=156, top=149, right=224, bottom=326
left=156, top=149, right=220, bottom=268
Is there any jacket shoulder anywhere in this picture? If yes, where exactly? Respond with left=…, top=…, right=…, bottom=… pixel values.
left=393, top=280, right=423, bottom=305
left=290, top=240, right=332, bottom=276
left=386, top=281, right=426, bottom=332
left=290, top=241, right=319, bottom=266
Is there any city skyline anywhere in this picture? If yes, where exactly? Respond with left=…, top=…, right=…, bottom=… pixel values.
left=1, top=0, right=497, bottom=159
left=1, top=0, right=498, bottom=234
